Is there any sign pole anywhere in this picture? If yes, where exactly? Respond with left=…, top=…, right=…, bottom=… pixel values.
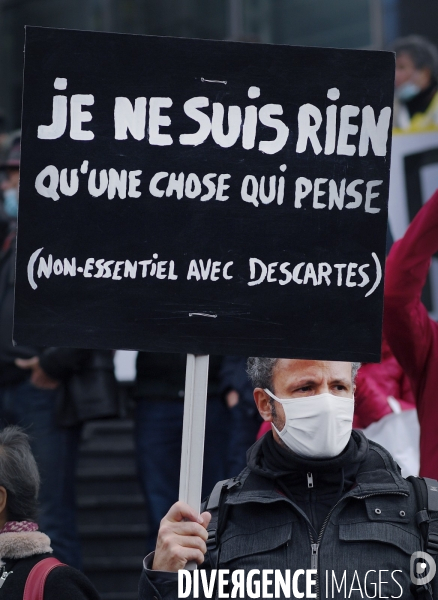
left=179, top=354, right=209, bottom=568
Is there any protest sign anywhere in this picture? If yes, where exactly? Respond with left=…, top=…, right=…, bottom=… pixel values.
left=14, top=27, right=395, bottom=362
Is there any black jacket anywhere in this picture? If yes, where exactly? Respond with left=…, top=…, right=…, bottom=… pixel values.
left=0, top=233, right=37, bottom=385
left=0, top=234, right=117, bottom=424
left=219, top=356, right=260, bottom=418
left=139, top=431, right=436, bottom=600
left=135, top=353, right=222, bottom=399
left=404, top=79, right=438, bottom=117
left=0, top=234, right=89, bottom=385
left=0, top=553, right=100, bottom=600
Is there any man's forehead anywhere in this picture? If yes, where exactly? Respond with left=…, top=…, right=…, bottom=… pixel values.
left=274, top=359, right=352, bottom=380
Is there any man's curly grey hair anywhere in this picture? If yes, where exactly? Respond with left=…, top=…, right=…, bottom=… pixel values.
left=246, top=358, right=361, bottom=391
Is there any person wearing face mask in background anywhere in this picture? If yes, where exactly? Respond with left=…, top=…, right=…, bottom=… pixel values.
left=0, top=134, right=20, bottom=222
left=0, top=115, right=12, bottom=230
left=139, top=358, right=437, bottom=600
left=392, top=35, right=438, bottom=133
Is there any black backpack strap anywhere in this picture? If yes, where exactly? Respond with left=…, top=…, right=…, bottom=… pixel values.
left=408, top=476, right=438, bottom=555
left=424, top=478, right=438, bottom=555
left=204, top=478, right=240, bottom=569
left=424, top=478, right=438, bottom=512
left=408, top=475, right=428, bottom=509
left=408, top=476, right=429, bottom=544
left=407, top=476, right=438, bottom=600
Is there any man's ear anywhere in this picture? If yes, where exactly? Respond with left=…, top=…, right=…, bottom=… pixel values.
left=253, top=388, right=274, bottom=422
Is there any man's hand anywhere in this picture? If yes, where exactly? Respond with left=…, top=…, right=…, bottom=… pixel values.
left=15, top=357, right=60, bottom=390
left=152, top=501, right=212, bottom=572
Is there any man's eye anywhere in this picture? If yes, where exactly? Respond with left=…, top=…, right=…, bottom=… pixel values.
left=297, top=386, right=311, bottom=392
left=334, top=385, right=347, bottom=391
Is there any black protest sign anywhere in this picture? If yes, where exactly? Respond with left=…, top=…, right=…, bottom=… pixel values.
left=14, top=27, right=395, bottom=361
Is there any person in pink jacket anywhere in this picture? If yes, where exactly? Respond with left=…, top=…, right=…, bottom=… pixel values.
left=353, top=335, right=415, bottom=429
left=384, top=189, right=438, bottom=478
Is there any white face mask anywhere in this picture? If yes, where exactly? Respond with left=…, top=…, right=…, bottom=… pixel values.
left=3, top=188, right=18, bottom=219
left=264, top=389, right=354, bottom=459
left=396, top=81, right=421, bottom=102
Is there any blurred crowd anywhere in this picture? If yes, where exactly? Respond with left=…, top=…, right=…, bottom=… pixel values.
left=0, top=34, right=437, bottom=590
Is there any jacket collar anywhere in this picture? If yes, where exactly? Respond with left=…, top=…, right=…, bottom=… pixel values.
left=226, top=434, right=409, bottom=507
left=0, top=531, right=52, bottom=562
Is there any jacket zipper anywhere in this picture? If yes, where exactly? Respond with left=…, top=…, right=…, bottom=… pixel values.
left=0, top=569, right=13, bottom=589
left=308, top=490, right=408, bottom=600
left=311, top=543, right=319, bottom=569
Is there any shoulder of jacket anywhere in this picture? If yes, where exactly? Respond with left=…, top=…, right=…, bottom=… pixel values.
left=45, top=565, right=99, bottom=597
left=358, top=439, right=411, bottom=492
left=366, top=438, right=402, bottom=471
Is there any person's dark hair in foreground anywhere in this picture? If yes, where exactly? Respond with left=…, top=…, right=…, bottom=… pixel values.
left=0, top=426, right=100, bottom=600
left=138, top=358, right=438, bottom=600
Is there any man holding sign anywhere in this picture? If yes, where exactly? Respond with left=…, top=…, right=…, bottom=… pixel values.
left=140, top=357, right=438, bottom=600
